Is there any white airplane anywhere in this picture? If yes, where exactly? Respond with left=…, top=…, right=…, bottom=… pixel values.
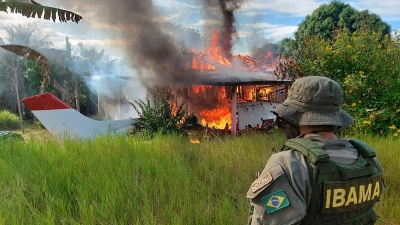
left=20, top=92, right=136, bottom=139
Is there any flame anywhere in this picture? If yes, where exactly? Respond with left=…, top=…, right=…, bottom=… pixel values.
left=191, top=30, right=231, bottom=70
left=191, top=49, right=213, bottom=70
left=190, top=139, right=201, bottom=144
left=265, top=51, right=273, bottom=58
left=189, top=30, right=278, bottom=130
left=207, top=30, right=231, bottom=66
left=189, top=30, right=234, bottom=129
left=192, top=85, right=206, bottom=94
left=189, top=86, right=231, bottom=129
left=199, top=107, right=231, bottom=129
left=260, top=87, right=273, bottom=95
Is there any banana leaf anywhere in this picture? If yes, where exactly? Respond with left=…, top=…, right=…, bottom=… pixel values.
left=0, top=1, right=82, bottom=23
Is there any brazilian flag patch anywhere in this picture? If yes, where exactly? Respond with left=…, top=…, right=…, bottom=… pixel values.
left=261, top=189, right=290, bottom=214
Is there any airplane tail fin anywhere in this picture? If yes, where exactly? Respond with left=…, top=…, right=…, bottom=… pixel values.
left=21, top=93, right=136, bottom=139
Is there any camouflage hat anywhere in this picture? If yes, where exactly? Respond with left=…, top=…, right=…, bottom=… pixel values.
left=272, top=76, right=353, bottom=127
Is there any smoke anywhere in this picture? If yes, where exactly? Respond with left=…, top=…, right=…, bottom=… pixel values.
left=200, top=0, right=246, bottom=59
left=78, top=0, right=247, bottom=90
left=90, top=0, right=193, bottom=91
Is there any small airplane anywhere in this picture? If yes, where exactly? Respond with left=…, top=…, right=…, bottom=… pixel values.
left=20, top=92, right=136, bottom=139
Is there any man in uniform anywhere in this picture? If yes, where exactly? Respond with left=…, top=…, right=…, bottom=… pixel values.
left=247, top=76, right=384, bottom=225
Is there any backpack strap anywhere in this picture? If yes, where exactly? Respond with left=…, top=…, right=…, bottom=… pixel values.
left=282, top=138, right=329, bottom=163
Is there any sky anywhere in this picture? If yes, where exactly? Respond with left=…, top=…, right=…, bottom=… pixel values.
left=0, top=0, right=399, bottom=60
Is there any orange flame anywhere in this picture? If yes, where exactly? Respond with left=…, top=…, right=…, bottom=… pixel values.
left=192, top=85, right=206, bottom=94
left=189, top=30, right=234, bottom=129
left=190, top=138, right=201, bottom=144
left=207, top=30, right=231, bottom=66
left=191, top=30, right=232, bottom=70
left=189, top=85, right=231, bottom=129
left=265, top=51, right=273, bottom=58
left=189, top=30, right=278, bottom=130
left=199, top=107, right=231, bottom=129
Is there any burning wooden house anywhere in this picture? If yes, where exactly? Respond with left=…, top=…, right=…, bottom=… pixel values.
left=181, top=35, right=292, bottom=136
left=90, top=30, right=292, bottom=137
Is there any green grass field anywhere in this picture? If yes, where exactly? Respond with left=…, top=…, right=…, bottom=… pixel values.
left=0, top=130, right=398, bottom=224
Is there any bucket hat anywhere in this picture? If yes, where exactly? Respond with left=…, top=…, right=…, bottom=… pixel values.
left=272, top=76, right=353, bottom=127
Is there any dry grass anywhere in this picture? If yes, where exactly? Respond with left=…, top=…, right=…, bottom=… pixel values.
left=12, top=122, right=53, bottom=142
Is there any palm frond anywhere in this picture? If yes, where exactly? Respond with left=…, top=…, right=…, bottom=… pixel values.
left=0, top=44, right=49, bottom=93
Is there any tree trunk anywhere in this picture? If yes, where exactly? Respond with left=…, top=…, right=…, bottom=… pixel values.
left=74, top=73, right=80, bottom=112
left=52, top=79, right=71, bottom=105
left=14, top=70, right=24, bottom=134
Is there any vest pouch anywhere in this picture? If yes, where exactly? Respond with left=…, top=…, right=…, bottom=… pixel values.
left=348, top=139, right=376, bottom=158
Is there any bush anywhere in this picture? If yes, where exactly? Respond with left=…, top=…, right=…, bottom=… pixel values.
left=0, top=110, right=20, bottom=130
left=130, top=86, right=190, bottom=137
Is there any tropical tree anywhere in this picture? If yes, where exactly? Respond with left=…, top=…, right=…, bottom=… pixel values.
left=164, top=22, right=203, bottom=52
left=68, top=40, right=117, bottom=113
left=2, top=44, right=50, bottom=93
left=287, top=28, right=400, bottom=135
left=294, top=0, right=390, bottom=49
left=274, top=1, right=400, bottom=135
left=22, top=37, right=111, bottom=116
left=276, top=37, right=294, bottom=57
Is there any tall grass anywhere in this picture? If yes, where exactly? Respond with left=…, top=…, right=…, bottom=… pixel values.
left=357, top=136, right=400, bottom=225
left=0, top=133, right=397, bottom=224
left=0, top=110, right=20, bottom=130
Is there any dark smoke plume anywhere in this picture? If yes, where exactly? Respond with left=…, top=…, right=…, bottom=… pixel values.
left=85, top=0, right=193, bottom=90
left=73, top=0, right=245, bottom=93
left=201, top=0, right=245, bottom=59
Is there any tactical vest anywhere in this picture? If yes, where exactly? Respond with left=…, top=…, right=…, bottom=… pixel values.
left=282, top=138, right=383, bottom=225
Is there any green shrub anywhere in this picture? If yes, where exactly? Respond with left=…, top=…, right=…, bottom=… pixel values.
left=130, top=86, right=190, bottom=137
left=0, top=110, right=20, bottom=130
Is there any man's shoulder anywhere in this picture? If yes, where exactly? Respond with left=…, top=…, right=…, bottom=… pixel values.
left=268, top=149, right=306, bottom=164
left=282, top=138, right=329, bottom=163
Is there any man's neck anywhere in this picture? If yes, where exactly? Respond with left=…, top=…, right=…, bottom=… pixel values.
left=299, top=126, right=338, bottom=140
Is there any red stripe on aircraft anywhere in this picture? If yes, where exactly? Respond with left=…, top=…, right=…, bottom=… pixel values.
left=20, top=92, right=72, bottom=110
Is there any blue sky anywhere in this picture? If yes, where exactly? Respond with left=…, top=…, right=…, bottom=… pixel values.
left=0, top=0, right=399, bottom=59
